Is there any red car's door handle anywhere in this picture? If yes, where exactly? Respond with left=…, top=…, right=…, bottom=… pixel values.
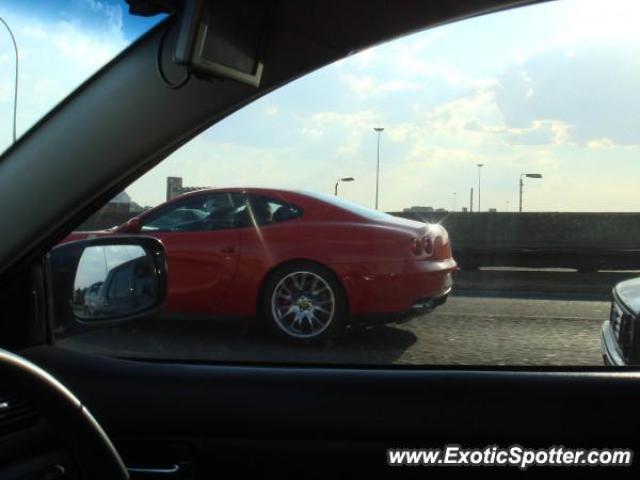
left=219, top=245, right=236, bottom=254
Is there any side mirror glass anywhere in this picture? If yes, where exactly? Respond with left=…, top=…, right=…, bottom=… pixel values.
left=49, top=236, right=167, bottom=326
left=74, top=245, right=156, bottom=320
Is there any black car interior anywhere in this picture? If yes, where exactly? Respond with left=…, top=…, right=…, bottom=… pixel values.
left=1, top=0, right=640, bottom=478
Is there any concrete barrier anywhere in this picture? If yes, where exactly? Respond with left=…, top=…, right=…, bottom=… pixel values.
left=390, top=212, right=640, bottom=271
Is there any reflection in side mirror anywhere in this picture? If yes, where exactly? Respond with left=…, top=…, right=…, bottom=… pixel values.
left=49, top=236, right=167, bottom=326
left=73, top=245, right=157, bottom=320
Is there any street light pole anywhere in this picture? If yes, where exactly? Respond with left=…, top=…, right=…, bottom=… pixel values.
left=374, top=127, right=384, bottom=210
left=519, top=173, right=543, bottom=212
left=476, top=164, right=484, bottom=212
left=0, top=16, right=19, bottom=143
left=519, top=175, right=524, bottom=213
left=334, top=177, right=354, bottom=196
left=452, top=192, right=456, bottom=212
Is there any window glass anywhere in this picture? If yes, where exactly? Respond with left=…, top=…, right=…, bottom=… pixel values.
left=142, top=192, right=246, bottom=231
left=0, top=1, right=164, bottom=155
left=142, top=208, right=208, bottom=231
left=245, top=195, right=303, bottom=226
left=54, top=0, right=640, bottom=367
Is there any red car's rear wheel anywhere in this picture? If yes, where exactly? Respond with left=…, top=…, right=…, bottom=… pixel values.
left=263, top=262, right=347, bottom=342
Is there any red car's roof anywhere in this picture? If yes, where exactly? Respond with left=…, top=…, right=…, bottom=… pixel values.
left=156, top=187, right=349, bottom=221
left=167, top=187, right=314, bottom=210
left=167, top=187, right=426, bottom=232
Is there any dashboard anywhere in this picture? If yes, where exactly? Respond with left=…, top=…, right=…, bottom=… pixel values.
left=0, top=394, right=74, bottom=479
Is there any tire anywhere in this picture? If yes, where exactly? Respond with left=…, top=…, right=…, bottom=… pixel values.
left=261, top=262, right=347, bottom=343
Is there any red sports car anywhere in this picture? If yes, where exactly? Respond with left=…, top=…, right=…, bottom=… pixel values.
left=64, top=188, right=457, bottom=341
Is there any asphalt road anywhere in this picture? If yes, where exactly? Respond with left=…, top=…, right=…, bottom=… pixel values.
left=59, top=294, right=610, bottom=366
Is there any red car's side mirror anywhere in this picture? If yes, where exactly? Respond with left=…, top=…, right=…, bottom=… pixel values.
left=124, top=217, right=141, bottom=233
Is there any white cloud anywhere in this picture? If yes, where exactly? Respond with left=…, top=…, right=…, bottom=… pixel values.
left=307, top=109, right=380, bottom=128
left=421, top=86, right=574, bottom=148
left=385, top=123, right=415, bottom=143
left=502, top=120, right=572, bottom=146
left=587, top=137, right=615, bottom=149
left=81, top=0, right=124, bottom=34
left=340, top=74, right=374, bottom=96
left=300, top=127, right=323, bottom=138
left=50, top=21, right=126, bottom=69
left=304, top=109, right=381, bottom=160
left=423, top=88, right=500, bottom=144
left=396, top=48, right=464, bottom=86
left=496, top=44, right=640, bottom=146
left=340, top=74, right=422, bottom=97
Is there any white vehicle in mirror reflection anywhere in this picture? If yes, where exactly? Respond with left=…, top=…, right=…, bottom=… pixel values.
left=601, top=278, right=640, bottom=366
left=74, top=256, right=156, bottom=319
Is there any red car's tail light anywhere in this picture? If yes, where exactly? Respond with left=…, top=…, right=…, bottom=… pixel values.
left=411, top=238, right=423, bottom=255
left=422, top=236, right=434, bottom=256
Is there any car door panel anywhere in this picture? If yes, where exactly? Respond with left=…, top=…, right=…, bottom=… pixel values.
left=150, top=231, right=240, bottom=314
left=137, top=193, right=244, bottom=315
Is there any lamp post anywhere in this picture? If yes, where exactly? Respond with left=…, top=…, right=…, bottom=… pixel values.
left=374, top=127, right=384, bottom=209
left=0, top=16, right=18, bottom=143
left=476, top=164, right=484, bottom=212
left=519, top=173, right=543, bottom=212
left=334, top=177, right=354, bottom=196
left=452, top=191, right=456, bottom=212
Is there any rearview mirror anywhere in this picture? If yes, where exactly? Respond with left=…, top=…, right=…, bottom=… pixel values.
left=49, top=236, right=167, bottom=327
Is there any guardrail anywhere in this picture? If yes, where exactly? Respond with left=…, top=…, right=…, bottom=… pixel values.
left=389, top=211, right=640, bottom=271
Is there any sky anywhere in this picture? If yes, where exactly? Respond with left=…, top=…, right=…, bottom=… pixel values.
left=0, top=0, right=162, bottom=147
left=1, top=0, right=640, bottom=212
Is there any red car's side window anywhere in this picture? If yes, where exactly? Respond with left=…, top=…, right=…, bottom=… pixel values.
left=247, top=195, right=303, bottom=226
left=142, top=193, right=247, bottom=232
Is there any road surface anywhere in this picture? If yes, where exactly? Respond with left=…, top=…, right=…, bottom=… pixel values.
left=59, top=295, right=610, bottom=366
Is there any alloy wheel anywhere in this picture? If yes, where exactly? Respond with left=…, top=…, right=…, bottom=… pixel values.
left=271, top=270, right=336, bottom=339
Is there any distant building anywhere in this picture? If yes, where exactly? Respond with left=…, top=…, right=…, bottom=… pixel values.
left=166, top=176, right=212, bottom=201
left=403, top=206, right=435, bottom=213
left=78, top=190, right=141, bottom=230
left=102, top=191, right=133, bottom=216
left=110, top=190, right=145, bottom=213
left=110, top=191, right=131, bottom=204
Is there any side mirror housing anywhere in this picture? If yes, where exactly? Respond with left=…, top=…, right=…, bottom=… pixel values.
left=48, top=236, right=167, bottom=331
